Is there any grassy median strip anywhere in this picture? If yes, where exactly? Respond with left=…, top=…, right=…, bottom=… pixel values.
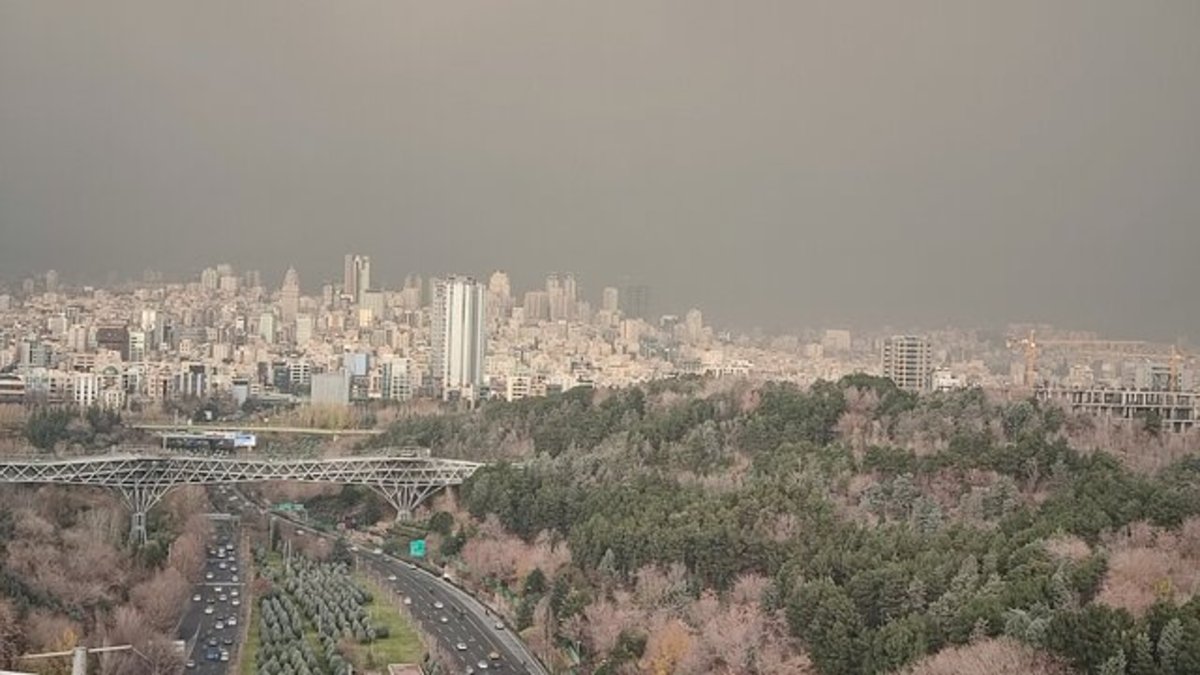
left=237, top=598, right=260, bottom=675
left=353, top=573, right=424, bottom=666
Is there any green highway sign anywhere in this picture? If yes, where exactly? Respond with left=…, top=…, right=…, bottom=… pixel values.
left=409, top=539, right=426, bottom=558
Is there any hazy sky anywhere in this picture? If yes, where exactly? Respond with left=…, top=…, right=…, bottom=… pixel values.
left=1, top=1, right=1198, bottom=338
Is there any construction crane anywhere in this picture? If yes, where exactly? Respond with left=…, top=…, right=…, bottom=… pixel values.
left=1007, top=329, right=1188, bottom=390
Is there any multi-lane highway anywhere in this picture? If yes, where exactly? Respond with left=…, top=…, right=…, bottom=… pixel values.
left=178, top=497, right=246, bottom=673
left=226, top=487, right=547, bottom=675
left=355, top=549, right=541, bottom=674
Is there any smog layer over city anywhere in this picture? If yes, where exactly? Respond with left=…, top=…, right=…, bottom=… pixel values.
left=1, top=2, right=1199, bottom=675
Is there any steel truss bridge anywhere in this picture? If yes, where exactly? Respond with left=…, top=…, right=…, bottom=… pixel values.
left=0, top=452, right=483, bottom=542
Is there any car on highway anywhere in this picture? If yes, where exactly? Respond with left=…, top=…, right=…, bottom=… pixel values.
left=192, top=594, right=202, bottom=602
left=214, top=621, right=224, bottom=630
left=207, top=638, right=218, bottom=648
left=220, top=651, right=230, bottom=662
left=477, top=661, right=489, bottom=670
left=494, top=621, right=505, bottom=630
left=489, top=651, right=500, bottom=661
left=203, top=606, right=214, bottom=615
left=433, top=601, right=444, bottom=609
left=223, top=637, right=234, bottom=646
left=204, top=647, right=221, bottom=662
left=185, top=659, right=195, bottom=669
left=205, top=572, right=214, bottom=580
left=403, top=597, right=412, bottom=606
left=439, top=615, right=449, bottom=624
left=232, top=598, right=241, bottom=607
left=387, top=574, right=397, bottom=581
left=456, top=642, right=468, bottom=651
left=373, top=548, right=383, bottom=554
left=219, top=594, right=228, bottom=602
left=227, top=616, right=237, bottom=627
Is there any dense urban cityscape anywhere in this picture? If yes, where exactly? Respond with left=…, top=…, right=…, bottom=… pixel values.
left=1, top=260, right=1197, bottom=435
left=4, top=2, right=1200, bottom=674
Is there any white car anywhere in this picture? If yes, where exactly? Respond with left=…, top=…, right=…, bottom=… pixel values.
left=214, top=621, right=224, bottom=630
left=205, top=572, right=214, bottom=580
left=456, top=642, right=467, bottom=651
left=204, top=606, right=214, bottom=615
left=433, top=601, right=444, bottom=609
left=373, top=548, right=383, bottom=555
left=403, top=597, right=412, bottom=606
left=387, top=574, right=397, bottom=581
left=476, top=662, right=488, bottom=670
left=440, top=616, right=449, bottom=624
left=192, top=594, right=202, bottom=602
left=231, top=589, right=239, bottom=597
left=232, top=599, right=241, bottom=607
left=227, top=617, right=237, bottom=627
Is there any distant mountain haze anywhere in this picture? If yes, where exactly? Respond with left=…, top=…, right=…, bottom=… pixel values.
left=1, top=1, right=1197, bottom=339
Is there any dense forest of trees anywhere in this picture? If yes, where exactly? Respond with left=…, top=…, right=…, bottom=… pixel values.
left=391, top=377, right=1200, bottom=674
left=0, top=484, right=212, bottom=673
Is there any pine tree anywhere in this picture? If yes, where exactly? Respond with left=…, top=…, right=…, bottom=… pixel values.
left=1158, top=618, right=1184, bottom=675
left=1129, top=632, right=1155, bottom=675
left=1098, top=649, right=1126, bottom=675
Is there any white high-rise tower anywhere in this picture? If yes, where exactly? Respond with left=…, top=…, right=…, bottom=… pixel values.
left=431, top=276, right=486, bottom=401
left=342, top=254, right=371, bottom=304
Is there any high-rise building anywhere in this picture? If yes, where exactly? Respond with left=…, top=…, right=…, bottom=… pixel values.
left=431, top=276, right=486, bottom=400
left=381, top=357, right=412, bottom=401
left=882, top=335, right=933, bottom=393
left=128, top=330, right=146, bottom=363
left=487, top=271, right=513, bottom=325
left=243, top=269, right=262, bottom=290
left=822, top=329, right=852, bottom=354
left=622, top=284, right=651, bottom=320
left=601, top=287, right=620, bottom=313
left=343, top=254, right=370, bottom=304
left=200, top=267, right=219, bottom=291
left=488, top=271, right=511, bottom=304
left=546, top=273, right=578, bottom=322
left=523, top=291, right=549, bottom=323
left=279, top=267, right=300, bottom=321
left=295, top=313, right=314, bottom=346
left=684, top=309, right=705, bottom=343
left=44, top=270, right=59, bottom=294
left=258, top=312, right=276, bottom=344
left=96, top=326, right=130, bottom=360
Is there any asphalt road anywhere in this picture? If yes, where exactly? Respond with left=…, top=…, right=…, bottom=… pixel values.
left=238, top=493, right=547, bottom=675
left=178, top=496, right=246, bottom=674
left=355, top=550, right=540, bottom=674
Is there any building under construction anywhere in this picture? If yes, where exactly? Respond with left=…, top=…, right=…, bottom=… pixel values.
left=1035, top=386, right=1198, bottom=434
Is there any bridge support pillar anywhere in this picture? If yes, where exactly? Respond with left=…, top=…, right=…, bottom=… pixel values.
left=373, top=483, right=439, bottom=522
left=117, top=485, right=171, bottom=544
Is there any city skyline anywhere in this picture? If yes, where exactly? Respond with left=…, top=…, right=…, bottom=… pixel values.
left=3, top=260, right=1199, bottom=346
